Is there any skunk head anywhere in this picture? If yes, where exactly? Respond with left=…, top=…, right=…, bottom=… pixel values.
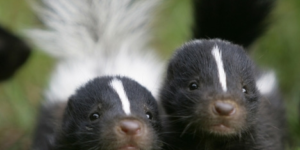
left=57, top=76, right=162, bottom=150
left=161, top=39, right=259, bottom=136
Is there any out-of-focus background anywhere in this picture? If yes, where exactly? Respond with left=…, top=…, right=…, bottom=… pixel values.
left=0, top=0, right=299, bottom=149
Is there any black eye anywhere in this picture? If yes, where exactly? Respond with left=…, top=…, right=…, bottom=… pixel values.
left=146, top=112, right=153, bottom=120
left=189, top=82, right=199, bottom=90
left=89, top=113, right=100, bottom=121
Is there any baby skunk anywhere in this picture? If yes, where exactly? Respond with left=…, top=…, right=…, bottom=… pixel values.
left=29, top=0, right=164, bottom=149
left=33, top=76, right=164, bottom=150
left=53, top=76, right=162, bottom=150
left=0, top=25, right=31, bottom=81
left=160, top=39, right=286, bottom=150
left=159, top=0, right=286, bottom=149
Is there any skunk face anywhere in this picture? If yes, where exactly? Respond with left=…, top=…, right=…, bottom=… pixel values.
left=57, top=76, right=162, bottom=150
left=161, top=39, right=259, bottom=136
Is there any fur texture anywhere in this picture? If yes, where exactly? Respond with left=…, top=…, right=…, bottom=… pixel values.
left=27, top=0, right=164, bottom=102
left=53, top=76, right=163, bottom=150
left=30, top=0, right=164, bottom=150
left=160, top=39, right=286, bottom=150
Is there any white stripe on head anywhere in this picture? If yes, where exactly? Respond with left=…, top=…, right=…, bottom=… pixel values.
left=110, top=78, right=131, bottom=115
left=211, top=45, right=227, bottom=92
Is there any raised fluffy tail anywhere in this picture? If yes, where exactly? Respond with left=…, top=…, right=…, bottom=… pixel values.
left=192, top=0, right=276, bottom=48
left=27, top=0, right=163, bottom=102
left=28, top=0, right=158, bottom=58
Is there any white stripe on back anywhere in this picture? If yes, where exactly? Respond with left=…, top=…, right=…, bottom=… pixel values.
left=211, top=45, right=227, bottom=92
left=256, top=71, right=276, bottom=95
left=110, top=78, right=131, bottom=115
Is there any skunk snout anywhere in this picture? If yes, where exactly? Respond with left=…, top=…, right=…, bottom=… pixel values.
left=196, top=98, right=248, bottom=135
left=112, top=117, right=155, bottom=150
left=118, top=119, right=143, bottom=137
left=212, top=100, right=236, bottom=116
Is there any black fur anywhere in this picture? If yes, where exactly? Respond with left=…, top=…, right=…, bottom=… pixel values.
left=0, top=25, right=31, bottom=81
left=51, top=76, right=162, bottom=150
left=160, top=39, right=286, bottom=150
left=32, top=102, right=66, bottom=150
left=192, top=0, right=276, bottom=48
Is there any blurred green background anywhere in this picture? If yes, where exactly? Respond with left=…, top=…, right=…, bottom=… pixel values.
left=0, top=0, right=299, bottom=149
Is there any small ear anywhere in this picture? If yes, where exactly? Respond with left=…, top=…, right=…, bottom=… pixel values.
left=66, top=97, right=75, bottom=113
left=61, top=97, right=76, bottom=130
left=166, top=62, right=175, bottom=82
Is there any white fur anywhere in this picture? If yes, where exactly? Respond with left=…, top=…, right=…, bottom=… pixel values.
left=27, top=0, right=164, bottom=102
left=211, top=46, right=227, bottom=92
left=110, top=79, right=131, bottom=115
left=256, top=71, right=276, bottom=95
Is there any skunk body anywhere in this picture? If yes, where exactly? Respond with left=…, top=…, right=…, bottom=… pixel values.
left=29, top=0, right=164, bottom=149
left=160, top=0, right=286, bottom=149
left=160, top=39, right=286, bottom=150
left=0, top=25, right=31, bottom=81
left=28, top=0, right=164, bottom=101
left=34, top=77, right=163, bottom=150
left=54, top=76, right=162, bottom=150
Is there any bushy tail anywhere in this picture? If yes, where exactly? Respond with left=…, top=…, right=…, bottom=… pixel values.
left=27, top=0, right=157, bottom=58
left=192, top=0, right=276, bottom=48
left=27, top=0, right=163, bottom=102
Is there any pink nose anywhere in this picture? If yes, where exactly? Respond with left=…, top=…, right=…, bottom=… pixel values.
left=213, top=101, right=235, bottom=116
left=119, top=119, right=142, bottom=136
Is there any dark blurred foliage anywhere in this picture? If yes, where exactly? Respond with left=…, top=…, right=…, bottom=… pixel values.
left=0, top=25, right=31, bottom=81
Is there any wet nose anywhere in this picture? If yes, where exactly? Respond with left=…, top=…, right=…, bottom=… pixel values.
left=119, top=119, right=142, bottom=136
left=213, top=101, right=235, bottom=116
